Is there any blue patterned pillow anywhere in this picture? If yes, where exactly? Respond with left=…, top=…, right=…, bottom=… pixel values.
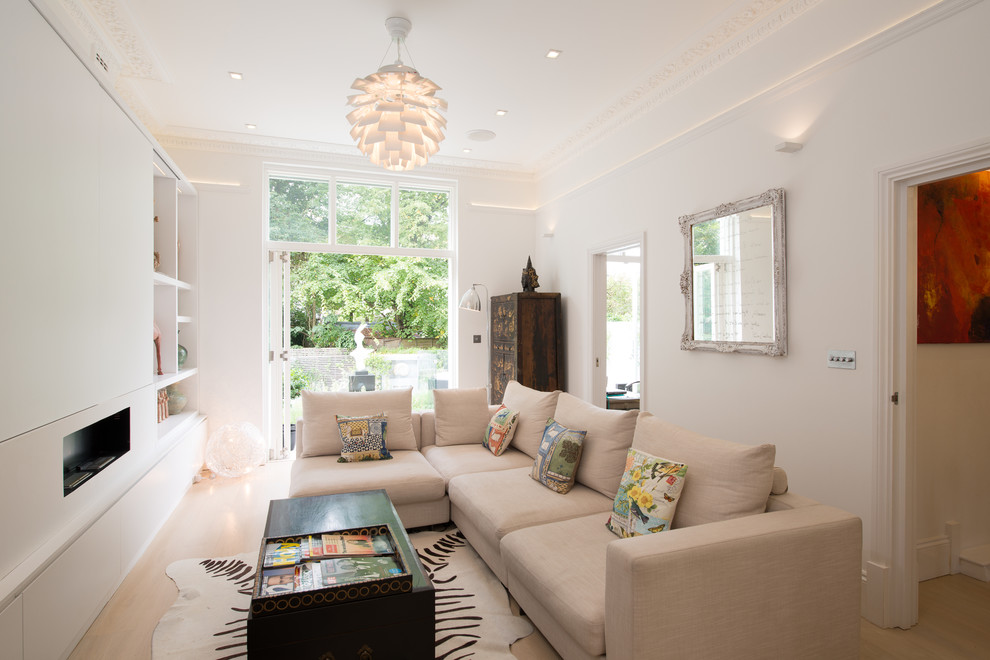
left=530, top=418, right=586, bottom=493
left=336, top=414, right=391, bottom=463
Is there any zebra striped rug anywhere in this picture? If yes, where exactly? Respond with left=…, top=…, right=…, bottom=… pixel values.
left=152, top=529, right=532, bottom=659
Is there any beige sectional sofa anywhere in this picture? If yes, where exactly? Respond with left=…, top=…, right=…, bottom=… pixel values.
left=290, top=383, right=862, bottom=659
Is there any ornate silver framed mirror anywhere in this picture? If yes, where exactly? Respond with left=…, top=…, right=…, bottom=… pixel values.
left=679, top=188, right=786, bottom=356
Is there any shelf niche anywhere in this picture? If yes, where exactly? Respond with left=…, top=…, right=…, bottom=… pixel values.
left=62, top=407, right=130, bottom=496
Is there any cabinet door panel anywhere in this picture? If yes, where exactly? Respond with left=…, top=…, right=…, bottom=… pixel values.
left=22, top=507, right=120, bottom=660
left=98, top=94, right=153, bottom=401
left=0, top=597, right=23, bottom=660
left=0, top=0, right=102, bottom=440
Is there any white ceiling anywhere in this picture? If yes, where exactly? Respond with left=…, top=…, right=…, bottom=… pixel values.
left=51, top=0, right=819, bottom=173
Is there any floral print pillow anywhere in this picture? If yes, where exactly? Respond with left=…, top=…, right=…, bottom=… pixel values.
left=606, top=448, right=687, bottom=537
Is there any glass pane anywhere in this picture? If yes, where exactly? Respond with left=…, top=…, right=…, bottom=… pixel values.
left=606, top=257, right=640, bottom=393
left=336, top=182, right=391, bottom=246
left=269, top=177, right=329, bottom=242
left=287, top=252, right=449, bottom=410
left=693, top=264, right=714, bottom=341
left=399, top=189, right=449, bottom=249
left=692, top=219, right=721, bottom=256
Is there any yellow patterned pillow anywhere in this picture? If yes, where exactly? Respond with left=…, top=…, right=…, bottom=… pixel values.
left=606, top=448, right=687, bottom=537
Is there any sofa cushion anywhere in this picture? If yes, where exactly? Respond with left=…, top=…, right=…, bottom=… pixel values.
left=553, top=392, right=638, bottom=498
left=605, top=448, right=687, bottom=537
left=531, top=418, right=585, bottom=494
left=632, top=412, right=775, bottom=528
left=501, top=513, right=614, bottom=657
left=289, top=450, right=445, bottom=504
left=501, top=381, right=560, bottom=459
left=300, top=388, right=417, bottom=457
left=434, top=387, right=491, bottom=446
left=422, top=444, right=533, bottom=484
left=336, top=414, right=391, bottom=462
left=483, top=405, right=519, bottom=456
left=448, top=467, right=613, bottom=546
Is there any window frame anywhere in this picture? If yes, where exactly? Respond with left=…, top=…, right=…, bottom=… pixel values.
left=264, top=164, right=456, bottom=261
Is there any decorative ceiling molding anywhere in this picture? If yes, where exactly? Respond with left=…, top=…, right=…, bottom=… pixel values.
left=59, top=0, right=170, bottom=81
left=535, top=0, right=823, bottom=176
left=56, top=0, right=119, bottom=76
left=535, top=0, right=973, bottom=209
left=156, top=131, right=538, bottom=183
left=113, top=78, right=161, bottom=133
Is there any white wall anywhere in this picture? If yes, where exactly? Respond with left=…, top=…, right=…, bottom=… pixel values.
left=163, top=145, right=538, bottom=432
left=533, top=0, right=990, bottom=566
left=917, top=345, right=990, bottom=552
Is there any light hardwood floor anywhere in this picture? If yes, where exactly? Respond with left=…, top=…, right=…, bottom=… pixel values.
left=70, top=462, right=989, bottom=659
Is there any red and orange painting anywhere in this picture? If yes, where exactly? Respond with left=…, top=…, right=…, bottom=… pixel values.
left=918, top=171, right=990, bottom=343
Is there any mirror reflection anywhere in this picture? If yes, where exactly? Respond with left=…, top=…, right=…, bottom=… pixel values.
left=680, top=188, right=786, bottom=356
left=691, top=206, right=774, bottom=342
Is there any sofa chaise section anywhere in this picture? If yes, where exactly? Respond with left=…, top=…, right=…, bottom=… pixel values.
left=290, top=412, right=449, bottom=529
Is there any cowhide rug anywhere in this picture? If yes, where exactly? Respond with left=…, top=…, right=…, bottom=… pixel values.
left=152, top=529, right=532, bottom=659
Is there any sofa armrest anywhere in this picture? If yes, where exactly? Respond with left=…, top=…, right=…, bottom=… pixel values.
left=605, top=504, right=861, bottom=659
left=295, top=418, right=306, bottom=456
left=766, top=490, right=820, bottom=512
left=420, top=410, right=436, bottom=449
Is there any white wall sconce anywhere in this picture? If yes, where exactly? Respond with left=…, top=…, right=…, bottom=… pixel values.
left=775, top=141, right=803, bottom=153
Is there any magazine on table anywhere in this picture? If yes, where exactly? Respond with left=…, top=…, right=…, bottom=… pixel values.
left=319, top=555, right=404, bottom=586
left=320, top=533, right=394, bottom=557
left=260, top=567, right=295, bottom=596
left=263, top=541, right=303, bottom=567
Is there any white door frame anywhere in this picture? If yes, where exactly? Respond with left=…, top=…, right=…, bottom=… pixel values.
left=588, top=233, right=646, bottom=409
left=265, top=249, right=291, bottom=459
left=871, top=137, right=990, bottom=629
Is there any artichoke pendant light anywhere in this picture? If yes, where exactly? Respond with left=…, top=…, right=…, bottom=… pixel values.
left=346, top=17, right=448, bottom=171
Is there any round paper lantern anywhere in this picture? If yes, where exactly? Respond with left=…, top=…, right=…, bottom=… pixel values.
left=205, top=422, right=266, bottom=478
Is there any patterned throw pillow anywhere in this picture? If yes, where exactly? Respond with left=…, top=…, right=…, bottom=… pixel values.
left=530, top=418, right=586, bottom=493
left=336, top=414, right=391, bottom=463
left=483, top=405, right=520, bottom=456
left=606, top=448, right=687, bottom=538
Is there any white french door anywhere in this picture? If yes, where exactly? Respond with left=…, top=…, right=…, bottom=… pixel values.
left=267, top=250, right=291, bottom=458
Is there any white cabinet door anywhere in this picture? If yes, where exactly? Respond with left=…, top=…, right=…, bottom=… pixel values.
left=0, top=596, right=23, bottom=660
left=98, top=94, right=154, bottom=402
left=0, top=0, right=102, bottom=441
left=22, top=508, right=120, bottom=660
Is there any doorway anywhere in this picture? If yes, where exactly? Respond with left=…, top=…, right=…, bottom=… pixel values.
left=873, top=138, right=990, bottom=629
left=590, top=235, right=645, bottom=409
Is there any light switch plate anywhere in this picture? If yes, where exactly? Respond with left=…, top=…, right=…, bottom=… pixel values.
left=827, top=350, right=856, bottom=369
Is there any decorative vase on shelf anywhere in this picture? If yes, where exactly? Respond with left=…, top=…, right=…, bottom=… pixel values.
left=177, top=344, right=188, bottom=370
left=166, top=385, right=188, bottom=415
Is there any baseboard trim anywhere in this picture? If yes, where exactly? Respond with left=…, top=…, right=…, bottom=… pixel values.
left=916, top=536, right=951, bottom=582
left=863, top=561, right=888, bottom=626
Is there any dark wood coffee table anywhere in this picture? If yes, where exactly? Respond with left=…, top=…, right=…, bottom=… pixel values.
left=246, top=489, right=435, bottom=658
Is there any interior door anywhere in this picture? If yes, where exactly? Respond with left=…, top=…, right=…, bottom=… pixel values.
left=590, top=237, right=644, bottom=409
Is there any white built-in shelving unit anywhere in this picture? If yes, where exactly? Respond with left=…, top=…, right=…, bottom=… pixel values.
left=0, top=4, right=208, bottom=658
left=153, top=153, right=201, bottom=443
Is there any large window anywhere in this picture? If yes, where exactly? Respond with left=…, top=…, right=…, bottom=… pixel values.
left=265, top=169, right=455, bottom=454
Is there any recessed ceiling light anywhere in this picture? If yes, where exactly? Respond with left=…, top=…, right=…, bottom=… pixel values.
left=545, top=49, right=562, bottom=59
left=462, top=148, right=473, bottom=154
left=466, top=129, right=496, bottom=142
left=245, top=123, right=257, bottom=129
left=228, top=71, right=243, bottom=80
left=495, top=109, right=508, bottom=116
